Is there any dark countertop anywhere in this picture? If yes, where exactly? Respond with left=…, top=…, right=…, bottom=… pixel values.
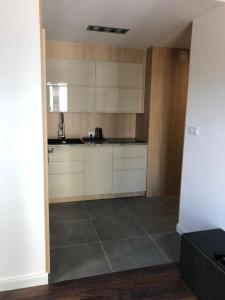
left=48, top=138, right=148, bottom=146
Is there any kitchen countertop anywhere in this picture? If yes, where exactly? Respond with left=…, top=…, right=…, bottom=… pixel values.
left=48, top=138, right=148, bottom=146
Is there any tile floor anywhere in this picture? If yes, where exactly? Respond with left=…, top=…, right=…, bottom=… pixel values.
left=49, top=196, right=180, bottom=283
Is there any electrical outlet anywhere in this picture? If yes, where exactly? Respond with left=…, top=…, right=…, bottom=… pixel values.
left=88, top=131, right=95, bottom=138
left=188, top=126, right=200, bottom=136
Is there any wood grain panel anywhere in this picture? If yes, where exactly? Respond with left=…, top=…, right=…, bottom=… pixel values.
left=46, top=40, right=146, bottom=64
left=49, top=192, right=145, bottom=204
left=40, top=28, right=50, bottom=272
left=47, top=112, right=136, bottom=138
left=0, top=264, right=197, bottom=300
left=136, top=48, right=152, bottom=141
left=167, top=51, right=189, bottom=195
left=136, top=47, right=189, bottom=197
left=148, top=48, right=175, bottom=197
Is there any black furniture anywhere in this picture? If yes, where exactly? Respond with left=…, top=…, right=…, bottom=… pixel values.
left=180, top=229, right=225, bottom=300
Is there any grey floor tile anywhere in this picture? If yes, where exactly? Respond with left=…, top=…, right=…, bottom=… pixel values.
left=92, top=215, right=145, bottom=241
left=134, top=211, right=178, bottom=235
left=102, top=236, right=167, bottom=272
left=157, top=196, right=180, bottom=210
left=122, top=197, right=169, bottom=215
left=50, top=219, right=98, bottom=248
left=50, top=243, right=111, bottom=283
left=151, top=232, right=181, bottom=262
left=49, top=202, right=88, bottom=222
left=84, top=199, right=129, bottom=218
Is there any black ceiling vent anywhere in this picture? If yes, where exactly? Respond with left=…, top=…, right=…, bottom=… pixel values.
left=87, top=25, right=129, bottom=35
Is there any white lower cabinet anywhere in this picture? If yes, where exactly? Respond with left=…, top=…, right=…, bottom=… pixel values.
left=112, top=145, right=147, bottom=194
left=48, top=145, right=85, bottom=199
left=85, top=147, right=113, bottom=195
left=48, top=144, right=147, bottom=200
left=49, top=173, right=84, bottom=198
left=113, top=170, right=147, bottom=193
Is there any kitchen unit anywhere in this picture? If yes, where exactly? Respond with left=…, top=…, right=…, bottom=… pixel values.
left=47, top=59, right=144, bottom=113
left=46, top=41, right=189, bottom=202
left=48, top=141, right=148, bottom=203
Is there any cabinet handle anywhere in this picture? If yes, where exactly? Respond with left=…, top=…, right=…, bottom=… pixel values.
left=48, top=147, right=54, bottom=154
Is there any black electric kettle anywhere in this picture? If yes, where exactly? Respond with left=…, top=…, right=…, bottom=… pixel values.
left=95, top=127, right=103, bottom=139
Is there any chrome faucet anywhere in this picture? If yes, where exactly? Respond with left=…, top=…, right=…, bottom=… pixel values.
left=58, top=112, right=65, bottom=139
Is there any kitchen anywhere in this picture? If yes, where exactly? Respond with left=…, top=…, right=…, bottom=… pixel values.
left=2, top=0, right=225, bottom=296
left=43, top=1, right=189, bottom=283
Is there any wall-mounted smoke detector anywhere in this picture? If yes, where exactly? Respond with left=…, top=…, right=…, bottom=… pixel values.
left=87, top=25, right=129, bottom=34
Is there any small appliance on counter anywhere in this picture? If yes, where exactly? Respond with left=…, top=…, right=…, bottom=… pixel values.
left=82, top=127, right=106, bottom=144
left=95, top=127, right=104, bottom=140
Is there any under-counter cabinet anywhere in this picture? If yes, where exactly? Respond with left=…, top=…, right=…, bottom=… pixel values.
left=112, top=145, right=147, bottom=193
left=48, top=146, right=85, bottom=199
left=48, top=144, right=147, bottom=202
left=84, top=146, right=113, bottom=196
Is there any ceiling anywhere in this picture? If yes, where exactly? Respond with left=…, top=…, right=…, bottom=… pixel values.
left=43, top=0, right=223, bottom=49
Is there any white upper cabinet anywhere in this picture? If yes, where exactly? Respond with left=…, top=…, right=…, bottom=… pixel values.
left=68, top=86, right=95, bottom=112
left=96, top=62, right=143, bottom=88
left=47, top=59, right=95, bottom=86
left=96, top=88, right=140, bottom=113
left=46, top=59, right=144, bottom=113
left=47, top=85, right=95, bottom=113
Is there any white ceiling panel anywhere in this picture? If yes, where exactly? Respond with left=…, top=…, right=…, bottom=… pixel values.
left=43, top=0, right=223, bottom=48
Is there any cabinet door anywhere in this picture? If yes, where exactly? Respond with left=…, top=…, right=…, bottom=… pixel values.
left=47, top=85, right=95, bottom=113
left=96, top=88, right=141, bottom=113
left=68, top=86, right=95, bottom=112
left=49, top=173, right=84, bottom=198
left=113, top=170, right=147, bottom=193
left=85, top=147, right=112, bottom=195
left=47, top=59, right=95, bottom=85
left=96, top=62, right=143, bottom=88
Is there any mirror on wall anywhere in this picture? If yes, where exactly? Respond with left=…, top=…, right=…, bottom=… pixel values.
left=47, top=83, right=68, bottom=112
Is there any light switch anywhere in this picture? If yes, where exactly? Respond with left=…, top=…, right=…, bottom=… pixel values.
left=188, top=126, right=200, bottom=136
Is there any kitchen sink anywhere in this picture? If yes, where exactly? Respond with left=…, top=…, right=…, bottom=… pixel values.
left=48, top=139, right=84, bottom=145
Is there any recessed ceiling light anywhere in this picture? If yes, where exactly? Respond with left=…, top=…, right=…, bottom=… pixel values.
left=87, top=25, right=129, bottom=35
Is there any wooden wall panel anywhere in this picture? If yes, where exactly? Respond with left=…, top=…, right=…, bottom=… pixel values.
left=46, top=41, right=146, bottom=139
left=48, top=113, right=136, bottom=139
left=136, top=48, right=152, bottom=141
left=166, top=53, right=189, bottom=195
left=148, top=48, right=175, bottom=197
left=136, top=47, right=189, bottom=197
left=46, top=41, right=146, bottom=64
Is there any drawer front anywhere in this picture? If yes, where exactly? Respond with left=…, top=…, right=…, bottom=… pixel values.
left=113, top=170, right=147, bottom=193
left=113, top=146, right=147, bottom=158
left=49, top=173, right=84, bottom=198
left=48, top=161, right=85, bottom=175
left=49, top=146, right=85, bottom=162
left=113, top=158, right=147, bottom=170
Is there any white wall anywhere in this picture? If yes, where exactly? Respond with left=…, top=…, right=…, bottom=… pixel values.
left=178, top=5, right=225, bottom=233
left=0, top=0, right=47, bottom=291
